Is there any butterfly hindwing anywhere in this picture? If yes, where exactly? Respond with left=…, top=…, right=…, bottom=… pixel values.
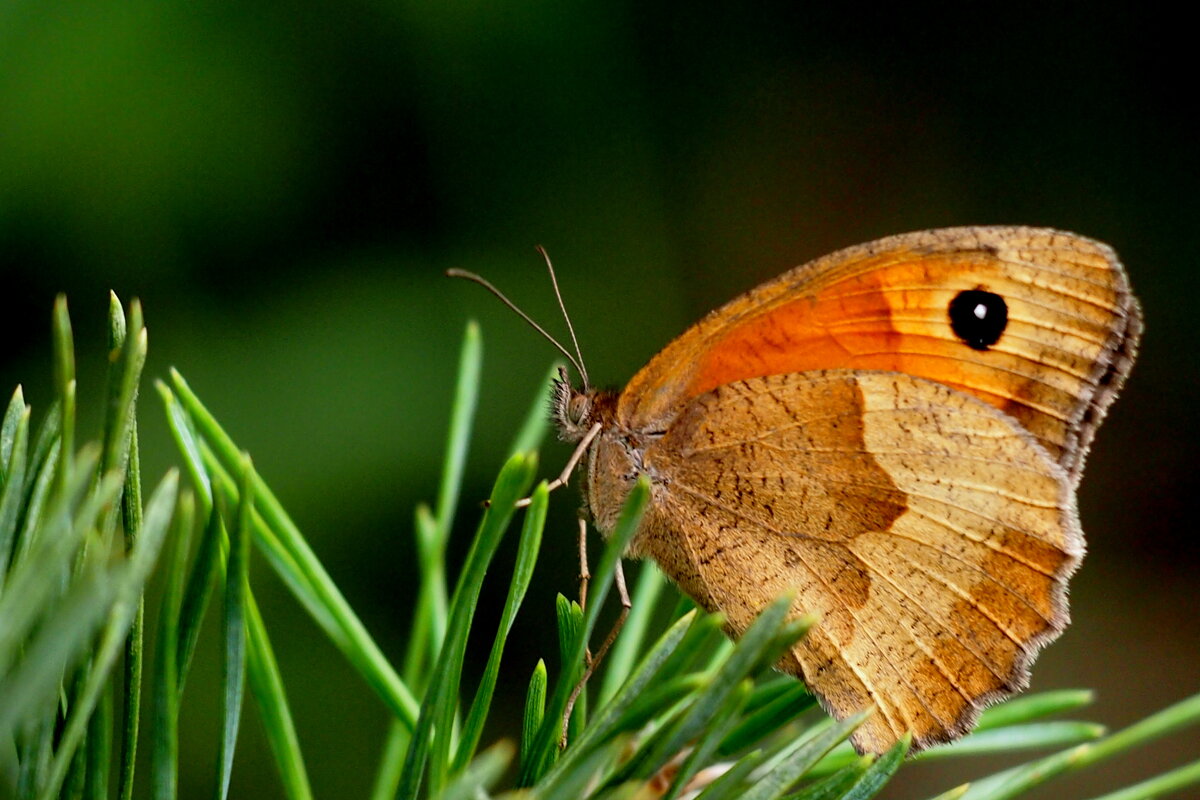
left=628, top=370, right=1079, bottom=754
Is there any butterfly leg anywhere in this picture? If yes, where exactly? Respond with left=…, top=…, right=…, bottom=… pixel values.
left=578, top=514, right=592, bottom=612
left=589, top=558, right=632, bottom=669
left=516, top=422, right=602, bottom=508
left=561, top=557, right=632, bottom=748
left=576, top=515, right=595, bottom=666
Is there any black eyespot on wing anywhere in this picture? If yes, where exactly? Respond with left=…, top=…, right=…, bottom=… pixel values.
left=949, top=289, right=1008, bottom=351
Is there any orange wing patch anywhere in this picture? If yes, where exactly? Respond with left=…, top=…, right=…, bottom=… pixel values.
left=618, top=228, right=1140, bottom=476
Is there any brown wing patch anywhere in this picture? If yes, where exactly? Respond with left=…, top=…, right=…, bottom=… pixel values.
left=666, top=373, right=908, bottom=548
left=617, top=227, right=1140, bottom=480
left=633, top=370, right=1078, bottom=754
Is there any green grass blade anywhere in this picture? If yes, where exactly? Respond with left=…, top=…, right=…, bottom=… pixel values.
left=165, top=370, right=421, bottom=728
left=522, top=478, right=650, bottom=785
left=602, top=674, right=706, bottom=744
left=403, top=323, right=486, bottom=721
left=550, top=681, right=701, bottom=790
left=84, top=680, right=113, bottom=800
left=404, top=503, right=445, bottom=690
left=245, top=594, right=314, bottom=800
left=662, top=679, right=753, bottom=800
left=101, top=294, right=127, bottom=470
left=26, top=397, right=62, bottom=488
left=9, top=402, right=62, bottom=570
left=1069, top=691, right=1200, bottom=768
left=921, top=722, right=1105, bottom=759
left=521, top=659, right=549, bottom=776
left=64, top=689, right=89, bottom=800
left=10, top=574, right=111, bottom=793
left=10, top=446, right=59, bottom=573
left=597, top=563, right=665, bottom=707
left=406, top=323, right=482, bottom=699
left=590, top=692, right=697, bottom=791
left=105, top=289, right=127, bottom=347
left=52, top=295, right=76, bottom=494
left=836, top=736, right=908, bottom=800
left=454, top=481, right=549, bottom=772
left=803, top=744, right=874, bottom=780
left=631, top=609, right=726, bottom=689
left=21, top=393, right=61, bottom=482
left=100, top=297, right=145, bottom=490
left=397, top=451, right=537, bottom=799
left=157, top=382, right=211, bottom=502
left=118, top=478, right=144, bottom=800
left=0, top=404, right=30, bottom=585
left=437, top=741, right=514, bottom=800
left=435, top=320, right=481, bottom=543
left=957, top=745, right=1091, bottom=800
left=803, top=695, right=1103, bottom=789
left=215, top=457, right=253, bottom=800
left=556, top=594, right=587, bottom=742
left=368, top=726, right=409, bottom=800
left=719, top=681, right=814, bottom=757
left=176, top=506, right=222, bottom=693
left=781, top=758, right=871, bottom=800
left=744, top=675, right=807, bottom=712
left=190, top=453, right=335, bottom=631
left=108, top=295, right=148, bottom=800
left=150, top=492, right=195, bottom=800
left=16, top=720, right=56, bottom=800
left=959, top=691, right=1200, bottom=800
left=974, top=690, right=1095, bottom=732
left=1, top=385, right=24, bottom=475
left=810, top=719, right=1105, bottom=780
left=1082, top=757, right=1200, bottom=800
left=207, top=469, right=337, bottom=632
left=702, top=637, right=736, bottom=671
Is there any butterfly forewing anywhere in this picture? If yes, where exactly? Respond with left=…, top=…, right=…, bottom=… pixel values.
left=616, top=226, right=1141, bottom=479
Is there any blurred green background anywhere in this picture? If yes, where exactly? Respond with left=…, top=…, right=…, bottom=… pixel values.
left=1, top=2, right=1195, bottom=797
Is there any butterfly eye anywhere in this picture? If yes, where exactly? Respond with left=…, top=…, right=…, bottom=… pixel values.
left=568, top=394, right=590, bottom=426
left=949, top=289, right=1008, bottom=351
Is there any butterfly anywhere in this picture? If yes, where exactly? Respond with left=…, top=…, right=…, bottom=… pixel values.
left=456, top=226, right=1141, bottom=755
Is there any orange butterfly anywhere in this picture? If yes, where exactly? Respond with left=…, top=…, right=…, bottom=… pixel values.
left=458, top=226, right=1141, bottom=754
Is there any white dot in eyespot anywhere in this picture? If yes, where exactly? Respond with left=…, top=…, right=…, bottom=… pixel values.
left=974, top=303, right=988, bottom=320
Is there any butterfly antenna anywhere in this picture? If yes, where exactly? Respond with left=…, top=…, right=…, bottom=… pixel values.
left=446, top=267, right=589, bottom=386
left=536, top=245, right=590, bottom=390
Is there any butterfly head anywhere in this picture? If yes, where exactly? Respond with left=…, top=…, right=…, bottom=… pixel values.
left=551, top=366, right=596, bottom=441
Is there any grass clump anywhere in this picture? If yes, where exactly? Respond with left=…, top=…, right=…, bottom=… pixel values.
left=1, top=302, right=1197, bottom=799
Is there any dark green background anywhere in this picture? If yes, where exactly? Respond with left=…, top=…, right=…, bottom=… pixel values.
left=2, top=3, right=1195, bottom=797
